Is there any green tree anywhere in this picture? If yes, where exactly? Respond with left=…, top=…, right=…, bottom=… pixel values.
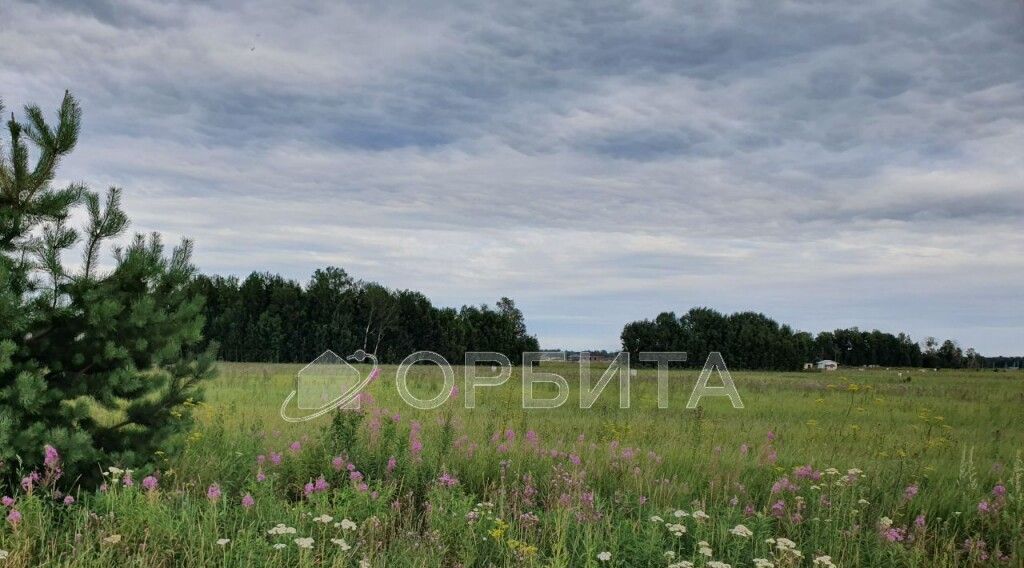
left=0, top=92, right=214, bottom=486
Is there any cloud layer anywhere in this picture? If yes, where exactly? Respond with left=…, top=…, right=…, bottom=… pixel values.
left=3, top=0, right=1023, bottom=353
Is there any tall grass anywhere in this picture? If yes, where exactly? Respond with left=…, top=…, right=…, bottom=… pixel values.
left=1, top=364, right=1022, bottom=566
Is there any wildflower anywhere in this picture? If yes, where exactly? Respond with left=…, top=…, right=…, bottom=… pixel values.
left=992, top=484, right=1007, bottom=498
left=707, top=562, right=731, bottom=568
left=272, top=543, right=286, bottom=550
left=883, top=528, right=906, bottom=542
left=294, top=537, right=314, bottom=549
left=44, top=445, right=60, bottom=468
left=692, top=510, right=710, bottom=521
left=903, top=484, right=918, bottom=500
left=386, top=456, right=397, bottom=473
left=753, top=560, right=775, bottom=568
left=63, top=495, right=75, bottom=506
left=122, top=471, right=134, bottom=487
left=813, top=556, right=836, bottom=568
left=241, top=493, right=255, bottom=509
left=313, top=514, right=333, bottom=524
left=289, top=441, right=302, bottom=453
left=437, top=472, right=459, bottom=488
left=102, top=534, right=122, bottom=544
left=267, top=524, right=297, bottom=535
left=878, top=516, right=893, bottom=530
left=216, top=538, right=230, bottom=546
left=857, top=498, right=870, bottom=505
left=339, top=518, right=357, bottom=531
left=206, top=483, right=222, bottom=502
left=0, top=551, right=7, bottom=560
left=698, top=541, right=713, bottom=557
left=668, top=562, right=695, bottom=568
left=672, top=509, right=688, bottom=518
left=597, top=551, right=611, bottom=562
left=1, top=496, right=12, bottom=507
left=667, top=523, right=687, bottom=537
left=256, top=470, right=266, bottom=482
left=6, top=510, right=21, bottom=526
left=729, top=524, right=753, bottom=538
left=330, top=538, right=352, bottom=551
left=142, top=475, right=158, bottom=491
left=914, top=514, right=926, bottom=528
left=649, top=515, right=664, bottom=523
left=332, top=456, right=346, bottom=471
left=977, top=500, right=992, bottom=514
left=269, top=452, right=283, bottom=465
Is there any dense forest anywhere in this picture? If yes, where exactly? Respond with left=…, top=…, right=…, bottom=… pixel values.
left=192, top=267, right=539, bottom=364
left=192, top=267, right=1017, bottom=371
left=620, top=307, right=1009, bottom=371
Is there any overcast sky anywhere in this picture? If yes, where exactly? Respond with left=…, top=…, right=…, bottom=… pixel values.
left=3, top=0, right=1023, bottom=354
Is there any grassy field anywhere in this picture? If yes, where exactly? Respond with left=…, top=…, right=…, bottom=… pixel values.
left=2, top=362, right=1023, bottom=566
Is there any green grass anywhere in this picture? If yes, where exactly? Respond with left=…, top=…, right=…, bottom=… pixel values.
left=2, top=362, right=1023, bottom=566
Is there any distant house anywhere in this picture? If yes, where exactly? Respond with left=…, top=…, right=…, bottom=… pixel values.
left=816, top=360, right=838, bottom=371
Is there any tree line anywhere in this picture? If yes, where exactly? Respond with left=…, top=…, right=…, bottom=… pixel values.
left=620, top=307, right=1001, bottom=371
left=191, top=267, right=539, bottom=364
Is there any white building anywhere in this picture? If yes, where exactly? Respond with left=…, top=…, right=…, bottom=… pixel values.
left=816, top=359, right=838, bottom=371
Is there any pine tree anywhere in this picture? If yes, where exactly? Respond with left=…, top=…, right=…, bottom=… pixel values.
left=0, top=92, right=215, bottom=486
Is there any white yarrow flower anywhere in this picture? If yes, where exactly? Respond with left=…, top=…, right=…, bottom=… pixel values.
left=597, top=551, right=611, bottom=562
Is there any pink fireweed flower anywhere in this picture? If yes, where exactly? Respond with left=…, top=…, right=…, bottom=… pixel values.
left=314, top=476, right=330, bottom=492
left=44, top=445, right=60, bottom=468
left=7, top=509, right=21, bottom=526
left=241, top=493, right=255, bottom=509
left=739, top=443, right=750, bottom=456
left=977, top=500, right=992, bottom=514
left=771, top=477, right=799, bottom=494
left=256, top=454, right=266, bottom=465
left=569, top=454, right=581, bottom=466
left=766, top=430, right=776, bottom=442
left=269, top=452, right=282, bottom=466
left=332, top=456, right=347, bottom=471
left=256, top=470, right=266, bottom=482
left=142, top=475, right=158, bottom=491
left=289, top=441, right=302, bottom=454
left=992, top=484, right=1007, bottom=498
left=1, top=496, right=14, bottom=507
left=99, top=483, right=108, bottom=493
left=770, top=500, right=786, bottom=517
left=122, top=471, right=134, bottom=487
left=903, top=484, right=918, bottom=501
left=386, top=456, right=397, bottom=474
left=914, top=514, right=926, bottom=528
left=437, top=472, right=459, bottom=488
left=794, top=465, right=821, bottom=481
left=206, top=483, right=222, bottom=502
left=356, top=482, right=369, bottom=493
left=410, top=439, right=423, bottom=458
left=505, top=428, right=516, bottom=442
left=303, top=482, right=315, bottom=496
left=883, top=527, right=906, bottom=542
left=63, top=495, right=75, bottom=506
left=349, top=470, right=364, bottom=483
left=766, top=448, right=778, bottom=464
left=526, top=430, right=539, bottom=445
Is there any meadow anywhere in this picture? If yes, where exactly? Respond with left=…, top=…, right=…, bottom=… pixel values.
left=2, top=362, right=1022, bottom=567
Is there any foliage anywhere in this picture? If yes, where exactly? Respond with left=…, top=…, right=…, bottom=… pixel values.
left=621, top=306, right=988, bottom=371
left=0, top=92, right=214, bottom=486
left=1, top=364, right=1022, bottom=566
left=193, top=268, right=540, bottom=364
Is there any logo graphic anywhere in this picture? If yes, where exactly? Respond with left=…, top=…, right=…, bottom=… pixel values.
left=279, top=349, right=379, bottom=422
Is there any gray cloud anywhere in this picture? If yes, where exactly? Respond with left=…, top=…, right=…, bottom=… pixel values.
left=3, top=0, right=1023, bottom=354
